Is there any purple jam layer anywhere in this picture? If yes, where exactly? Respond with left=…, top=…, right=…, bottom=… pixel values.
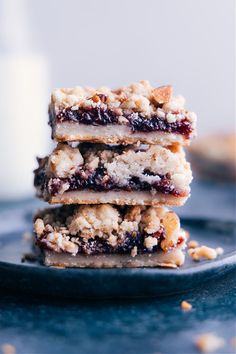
left=50, top=106, right=192, bottom=136
left=34, top=167, right=182, bottom=198
left=36, top=229, right=165, bottom=256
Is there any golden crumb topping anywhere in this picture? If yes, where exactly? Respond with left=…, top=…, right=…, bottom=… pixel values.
left=47, top=143, right=84, bottom=178
left=44, top=143, right=192, bottom=194
left=34, top=205, right=186, bottom=254
left=51, top=80, right=197, bottom=124
left=68, top=205, right=120, bottom=238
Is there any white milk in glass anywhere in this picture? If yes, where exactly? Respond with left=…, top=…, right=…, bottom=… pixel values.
left=0, top=0, right=50, bottom=199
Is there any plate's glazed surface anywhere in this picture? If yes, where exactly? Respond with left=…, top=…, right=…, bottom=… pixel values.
left=0, top=205, right=235, bottom=298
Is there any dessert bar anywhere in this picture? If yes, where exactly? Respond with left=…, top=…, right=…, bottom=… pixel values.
left=34, top=204, right=187, bottom=268
left=34, top=143, right=192, bottom=206
left=49, top=80, right=197, bottom=145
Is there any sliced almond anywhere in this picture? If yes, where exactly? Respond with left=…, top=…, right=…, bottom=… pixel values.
left=152, top=85, right=173, bottom=104
left=161, top=211, right=180, bottom=251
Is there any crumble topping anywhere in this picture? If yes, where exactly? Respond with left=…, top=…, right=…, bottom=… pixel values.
left=51, top=80, right=196, bottom=124
left=43, top=143, right=192, bottom=194
left=68, top=205, right=120, bottom=238
left=34, top=205, right=186, bottom=255
left=48, top=143, right=84, bottom=178
left=181, top=300, right=192, bottom=311
left=195, top=333, right=225, bottom=353
left=141, top=206, right=165, bottom=233
left=144, top=236, right=158, bottom=250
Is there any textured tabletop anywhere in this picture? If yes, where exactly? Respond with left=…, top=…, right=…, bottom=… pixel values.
left=0, top=181, right=235, bottom=354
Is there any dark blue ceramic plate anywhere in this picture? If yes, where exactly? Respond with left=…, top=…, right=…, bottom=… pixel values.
left=0, top=207, right=235, bottom=298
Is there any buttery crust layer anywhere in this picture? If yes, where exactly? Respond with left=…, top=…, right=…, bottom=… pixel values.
left=43, top=249, right=185, bottom=268
left=53, top=122, right=189, bottom=145
left=48, top=190, right=189, bottom=206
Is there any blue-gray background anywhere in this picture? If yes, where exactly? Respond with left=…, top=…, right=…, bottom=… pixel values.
left=29, top=0, right=235, bottom=135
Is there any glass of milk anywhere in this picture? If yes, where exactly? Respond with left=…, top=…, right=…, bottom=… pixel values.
left=0, top=0, right=50, bottom=200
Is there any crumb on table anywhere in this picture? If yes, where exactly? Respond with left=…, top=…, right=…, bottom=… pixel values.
left=1, top=344, right=16, bottom=354
left=195, top=333, right=225, bottom=353
left=181, top=300, right=192, bottom=311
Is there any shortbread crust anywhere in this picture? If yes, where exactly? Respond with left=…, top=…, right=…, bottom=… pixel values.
left=43, top=249, right=185, bottom=268
left=47, top=190, right=189, bottom=206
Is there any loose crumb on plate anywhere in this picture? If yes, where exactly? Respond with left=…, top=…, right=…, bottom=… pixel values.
left=181, top=300, right=192, bottom=311
left=195, top=333, right=225, bottom=353
left=187, top=240, right=199, bottom=249
left=1, top=344, right=16, bottom=354
left=188, top=246, right=220, bottom=261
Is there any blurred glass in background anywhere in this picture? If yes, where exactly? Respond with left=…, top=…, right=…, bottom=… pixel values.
left=0, top=0, right=49, bottom=200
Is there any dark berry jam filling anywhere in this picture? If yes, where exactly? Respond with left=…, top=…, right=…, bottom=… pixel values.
left=56, top=107, right=119, bottom=125
left=34, top=165, right=182, bottom=198
left=37, top=230, right=165, bottom=256
left=128, top=114, right=192, bottom=136
left=52, top=106, right=192, bottom=136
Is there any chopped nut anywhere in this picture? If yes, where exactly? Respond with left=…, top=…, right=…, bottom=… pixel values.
left=161, top=211, right=180, bottom=251
left=181, top=300, right=192, bottom=311
left=188, top=240, right=199, bottom=249
left=144, top=236, right=158, bottom=250
left=131, top=246, right=138, bottom=258
left=195, top=333, right=225, bottom=353
left=107, top=235, right=118, bottom=247
left=91, top=94, right=101, bottom=103
left=188, top=246, right=218, bottom=261
left=34, top=218, right=45, bottom=236
left=125, top=206, right=142, bottom=223
left=1, top=344, right=16, bottom=354
left=152, top=85, right=173, bottom=104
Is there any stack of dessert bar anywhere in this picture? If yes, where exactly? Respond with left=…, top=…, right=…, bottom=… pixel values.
left=33, top=80, right=197, bottom=268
